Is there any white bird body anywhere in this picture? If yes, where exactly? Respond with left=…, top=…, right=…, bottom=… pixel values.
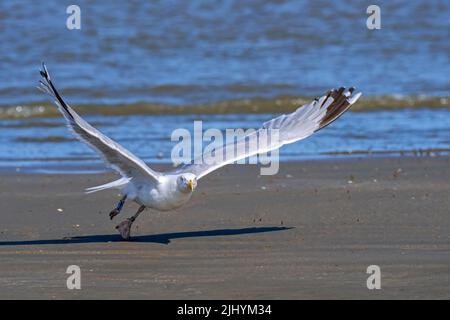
left=122, top=175, right=193, bottom=211
left=37, top=63, right=361, bottom=239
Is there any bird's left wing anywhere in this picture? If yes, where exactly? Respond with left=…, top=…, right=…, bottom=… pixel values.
left=175, top=87, right=361, bottom=179
left=38, top=63, right=160, bottom=182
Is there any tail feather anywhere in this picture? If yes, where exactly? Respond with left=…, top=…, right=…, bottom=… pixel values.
left=85, top=177, right=131, bottom=194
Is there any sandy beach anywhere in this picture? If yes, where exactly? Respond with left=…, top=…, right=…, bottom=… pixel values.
left=0, top=156, right=449, bottom=299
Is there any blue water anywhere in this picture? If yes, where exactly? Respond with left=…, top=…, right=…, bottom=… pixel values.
left=0, top=1, right=449, bottom=172
left=0, top=0, right=448, bottom=106
left=0, top=109, right=449, bottom=173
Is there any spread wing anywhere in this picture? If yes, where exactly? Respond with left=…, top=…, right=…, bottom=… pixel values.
left=38, top=63, right=160, bottom=182
left=176, top=87, right=361, bottom=179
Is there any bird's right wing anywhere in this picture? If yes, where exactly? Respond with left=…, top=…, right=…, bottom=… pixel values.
left=38, top=63, right=160, bottom=182
left=175, top=87, right=361, bottom=179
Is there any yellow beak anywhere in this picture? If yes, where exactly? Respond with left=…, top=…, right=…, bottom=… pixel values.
left=187, top=180, right=194, bottom=191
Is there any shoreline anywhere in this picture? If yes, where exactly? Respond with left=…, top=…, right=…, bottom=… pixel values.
left=0, top=156, right=449, bottom=299
left=1, top=97, right=448, bottom=120
left=1, top=153, right=449, bottom=175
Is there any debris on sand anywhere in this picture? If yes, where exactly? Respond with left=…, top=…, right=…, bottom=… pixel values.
left=393, top=168, right=403, bottom=178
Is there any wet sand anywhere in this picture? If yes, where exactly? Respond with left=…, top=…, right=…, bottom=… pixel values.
left=0, top=157, right=449, bottom=299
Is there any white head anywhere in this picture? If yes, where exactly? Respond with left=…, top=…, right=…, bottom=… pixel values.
left=177, top=173, right=197, bottom=193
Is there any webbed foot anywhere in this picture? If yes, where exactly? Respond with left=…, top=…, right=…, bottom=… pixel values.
left=115, top=219, right=133, bottom=240
left=109, top=208, right=120, bottom=220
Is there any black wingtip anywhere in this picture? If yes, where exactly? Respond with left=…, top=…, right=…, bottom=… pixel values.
left=37, top=63, right=75, bottom=120
left=40, top=62, right=49, bottom=80
left=316, top=86, right=358, bottom=131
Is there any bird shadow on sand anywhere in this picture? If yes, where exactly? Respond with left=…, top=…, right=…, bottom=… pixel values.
left=0, top=226, right=293, bottom=246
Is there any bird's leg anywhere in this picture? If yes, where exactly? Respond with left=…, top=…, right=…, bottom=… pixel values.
left=129, top=205, right=146, bottom=223
left=109, top=195, right=127, bottom=220
left=116, top=205, right=146, bottom=240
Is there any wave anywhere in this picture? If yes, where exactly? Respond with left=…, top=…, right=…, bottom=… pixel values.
left=0, top=95, right=448, bottom=119
left=321, top=148, right=450, bottom=156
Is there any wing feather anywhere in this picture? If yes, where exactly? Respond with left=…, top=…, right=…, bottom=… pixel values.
left=175, top=87, right=361, bottom=179
left=38, top=63, right=160, bottom=182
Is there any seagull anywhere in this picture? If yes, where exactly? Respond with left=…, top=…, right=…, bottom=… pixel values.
left=38, top=63, right=361, bottom=240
